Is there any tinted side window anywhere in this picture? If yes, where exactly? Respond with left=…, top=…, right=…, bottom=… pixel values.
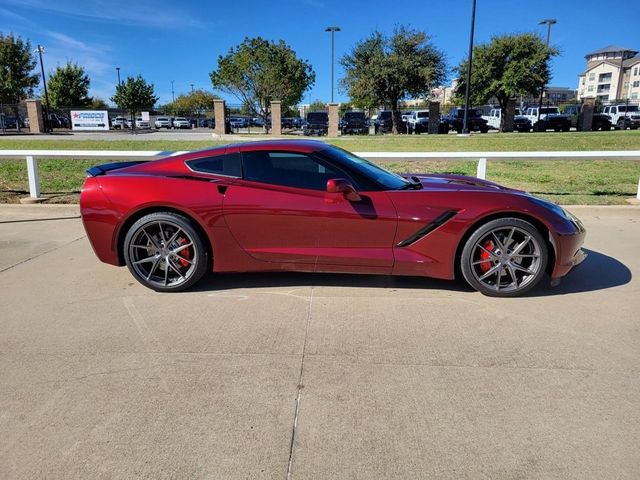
left=186, top=152, right=242, bottom=177
left=242, top=151, right=346, bottom=190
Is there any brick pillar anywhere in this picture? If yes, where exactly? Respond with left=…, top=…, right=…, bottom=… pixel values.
left=213, top=99, right=226, bottom=135
left=270, top=101, right=282, bottom=135
left=503, top=98, right=516, bottom=132
left=26, top=100, right=44, bottom=133
left=580, top=97, right=595, bottom=132
left=328, top=103, right=339, bottom=137
left=428, top=101, right=440, bottom=134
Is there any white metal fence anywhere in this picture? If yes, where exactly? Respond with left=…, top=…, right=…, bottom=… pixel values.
left=0, top=149, right=639, bottom=200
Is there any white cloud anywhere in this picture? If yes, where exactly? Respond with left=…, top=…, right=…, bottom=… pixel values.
left=3, top=0, right=205, bottom=29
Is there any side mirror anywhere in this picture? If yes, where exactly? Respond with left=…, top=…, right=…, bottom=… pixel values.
left=326, top=178, right=361, bottom=202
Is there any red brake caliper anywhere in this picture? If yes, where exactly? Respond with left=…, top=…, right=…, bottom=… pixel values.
left=177, top=237, right=190, bottom=268
left=478, top=240, right=494, bottom=273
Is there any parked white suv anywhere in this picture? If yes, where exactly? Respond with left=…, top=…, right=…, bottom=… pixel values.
left=154, top=117, right=173, bottom=129
left=602, top=104, right=640, bottom=130
left=173, top=117, right=191, bottom=129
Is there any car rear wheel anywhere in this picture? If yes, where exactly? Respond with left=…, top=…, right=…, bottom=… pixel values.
left=124, top=212, right=209, bottom=292
left=460, top=218, right=548, bottom=297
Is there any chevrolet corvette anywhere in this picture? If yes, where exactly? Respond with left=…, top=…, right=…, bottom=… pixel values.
left=80, top=140, right=586, bottom=297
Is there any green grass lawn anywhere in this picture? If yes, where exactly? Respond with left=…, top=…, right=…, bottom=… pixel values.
left=0, top=129, right=639, bottom=152
left=1, top=130, right=639, bottom=204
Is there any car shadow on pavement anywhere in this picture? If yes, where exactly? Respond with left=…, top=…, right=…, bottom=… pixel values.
left=531, top=248, right=632, bottom=297
left=194, top=249, right=631, bottom=297
left=193, top=270, right=474, bottom=294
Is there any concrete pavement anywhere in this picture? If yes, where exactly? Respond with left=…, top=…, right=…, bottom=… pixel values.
left=0, top=205, right=638, bottom=479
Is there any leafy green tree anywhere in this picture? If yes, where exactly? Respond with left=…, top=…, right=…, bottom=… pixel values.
left=0, top=33, right=39, bottom=104
left=111, top=75, right=158, bottom=127
left=453, top=33, right=558, bottom=130
left=210, top=37, right=315, bottom=131
left=90, top=97, right=109, bottom=109
left=307, top=99, right=327, bottom=112
left=46, top=62, right=91, bottom=108
left=165, top=89, right=219, bottom=116
left=340, top=26, right=446, bottom=133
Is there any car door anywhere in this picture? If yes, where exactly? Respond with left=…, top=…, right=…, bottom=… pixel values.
left=222, top=148, right=397, bottom=270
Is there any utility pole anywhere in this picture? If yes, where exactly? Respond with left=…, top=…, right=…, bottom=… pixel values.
left=462, top=0, right=477, bottom=135
left=191, top=83, right=194, bottom=93
left=116, top=67, right=121, bottom=86
left=36, top=45, right=50, bottom=133
left=537, top=19, right=557, bottom=126
left=171, top=80, right=175, bottom=102
left=325, top=26, right=341, bottom=103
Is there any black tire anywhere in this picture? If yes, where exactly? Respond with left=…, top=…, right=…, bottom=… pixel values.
left=123, top=212, right=209, bottom=292
left=460, top=218, right=548, bottom=297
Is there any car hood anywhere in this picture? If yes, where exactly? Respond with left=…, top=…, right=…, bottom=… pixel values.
left=403, top=173, right=522, bottom=193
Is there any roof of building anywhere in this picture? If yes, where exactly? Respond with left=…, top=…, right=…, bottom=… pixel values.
left=580, top=54, right=640, bottom=75
left=585, top=45, right=638, bottom=58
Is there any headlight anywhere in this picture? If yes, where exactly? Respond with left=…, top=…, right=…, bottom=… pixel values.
left=528, top=197, right=584, bottom=231
left=528, top=196, right=571, bottom=220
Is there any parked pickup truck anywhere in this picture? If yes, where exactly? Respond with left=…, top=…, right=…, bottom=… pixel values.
left=444, top=108, right=488, bottom=133
left=407, top=110, right=449, bottom=134
left=303, top=111, right=329, bottom=136
left=561, top=105, right=612, bottom=131
left=602, top=104, right=640, bottom=130
left=524, top=106, right=571, bottom=132
left=482, top=108, right=532, bottom=132
left=340, top=111, right=369, bottom=135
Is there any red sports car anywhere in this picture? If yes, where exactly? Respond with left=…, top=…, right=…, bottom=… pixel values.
left=80, top=140, right=586, bottom=297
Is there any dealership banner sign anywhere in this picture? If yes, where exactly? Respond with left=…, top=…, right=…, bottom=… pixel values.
left=71, top=110, right=109, bottom=131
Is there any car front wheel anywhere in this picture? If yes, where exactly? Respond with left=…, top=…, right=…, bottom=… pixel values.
left=460, top=218, right=548, bottom=297
left=123, top=212, right=209, bottom=292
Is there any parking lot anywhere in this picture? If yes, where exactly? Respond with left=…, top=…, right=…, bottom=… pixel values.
left=1, top=204, right=639, bottom=479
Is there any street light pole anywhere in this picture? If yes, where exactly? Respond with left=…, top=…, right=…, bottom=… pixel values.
left=191, top=83, right=194, bottom=93
left=325, top=26, right=341, bottom=103
left=462, top=0, right=477, bottom=135
left=36, top=45, right=50, bottom=133
left=116, top=67, right=121, bottom=86
left=537, top=19, right=556, bottom=125
left=171, top=80, right=175, bottom=102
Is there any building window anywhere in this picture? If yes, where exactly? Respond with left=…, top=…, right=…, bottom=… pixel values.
left=589, top=73, right=595, bottom=81
left=624, top=82, right=630, bottom=89
left=634, top=67, right=638, bottom=76
left=633, top=81, right=640, bottom=88
left=581, top=77, right=585, bottom=85
left=598, top=73, right=612, bottom=83
left=632, top=92, right=638, bottom=100
left=587, top=85, right=593, bottom=92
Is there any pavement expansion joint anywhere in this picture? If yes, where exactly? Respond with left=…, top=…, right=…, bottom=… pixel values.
left=287, top=284, right=314, bottom=480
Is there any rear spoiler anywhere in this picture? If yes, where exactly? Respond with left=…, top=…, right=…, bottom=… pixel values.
left=86, top=161, right=147, bottom=177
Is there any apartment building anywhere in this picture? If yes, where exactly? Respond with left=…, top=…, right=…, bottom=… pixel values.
left=577, top=45, right=640, bottom=102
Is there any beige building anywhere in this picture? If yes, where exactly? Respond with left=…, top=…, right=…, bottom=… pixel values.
left=577, top=45, right=640, bottom=102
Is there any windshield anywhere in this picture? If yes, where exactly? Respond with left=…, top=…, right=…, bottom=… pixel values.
left=417, top=112, right=429, bottom=118
left=344, top=112, right=365, bottom=120
left=307, top=113, right=328, bottom=121
left=320, top=146, right=410, bottom=190
left=619, top=106, right=639, bottom=112
left=540, top=108, right=560, bottom=114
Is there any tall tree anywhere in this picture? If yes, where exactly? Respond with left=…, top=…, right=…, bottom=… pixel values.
left=111, top=75, right=158, bottom=127
left=453, top=33, right=558, bottom=130
left=164, top=89, right=219, bottom=116
left=210, top=37, right=315, bottom=131
left=46, top=62, right=91, bottom=108
left=340, top=26, right=447, bottom=133
left=0, top=33, right=39, bottom=104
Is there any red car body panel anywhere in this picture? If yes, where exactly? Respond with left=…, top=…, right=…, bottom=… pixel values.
left=80, top=140, right=586, bottom=285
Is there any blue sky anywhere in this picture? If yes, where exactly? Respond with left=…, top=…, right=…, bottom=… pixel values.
left=2, top=0, right=639, bottom=106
